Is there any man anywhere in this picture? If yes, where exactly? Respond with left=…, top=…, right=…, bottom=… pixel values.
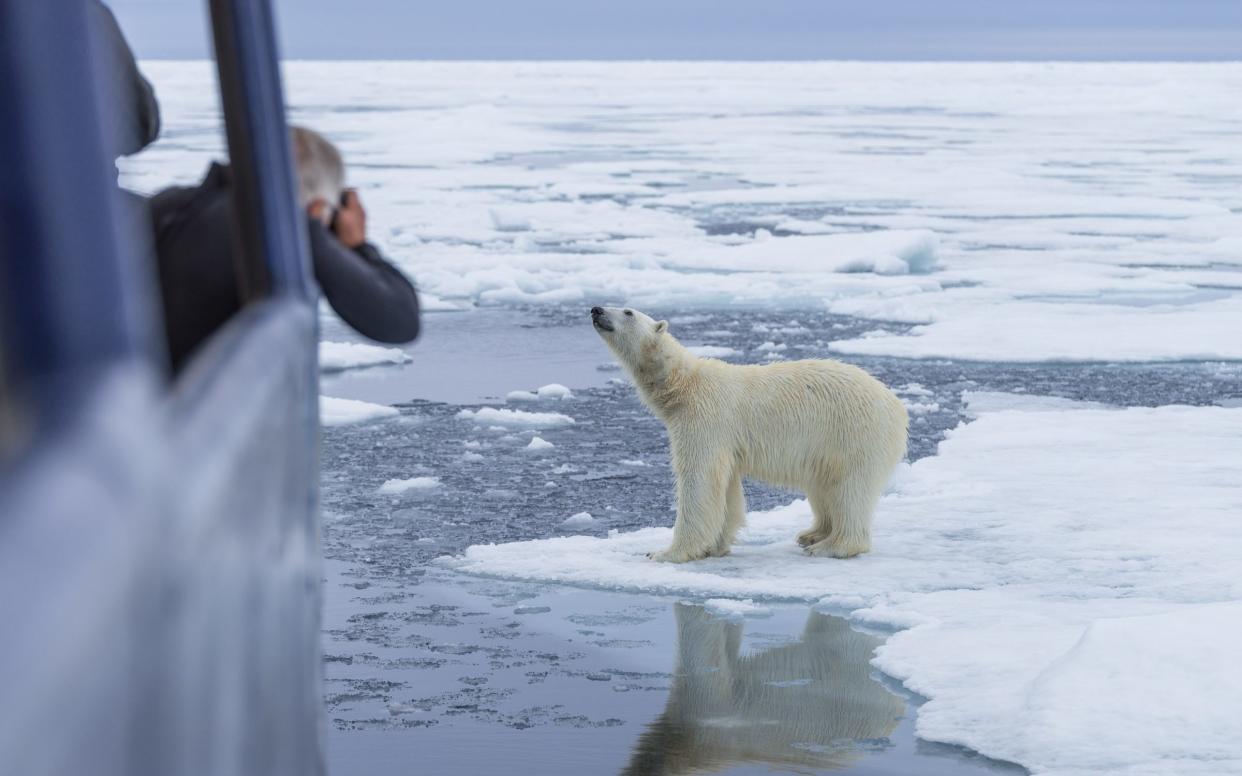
left=150, top=127, right=420, bottom=373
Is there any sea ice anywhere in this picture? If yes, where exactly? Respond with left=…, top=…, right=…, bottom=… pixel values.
left=535, top=383, right=573, bottom=400
left=686, top=345, right=739, bottom=358
left=525, top=436, right=554, bottom=451
left=319, top=396, right=399, bottom=426
left=511, top=383, right=573, bottom=401
left=456, top=407, right=575, bottom=429
left=123, top=62, right=1242, bottom=363
left=378, top=476, right=440, bottom=494
left=560, top=512, right=598, bottom=529
left=443, top=399, right=1242, bottom=776
left=319, top=341, right=409, bottom=372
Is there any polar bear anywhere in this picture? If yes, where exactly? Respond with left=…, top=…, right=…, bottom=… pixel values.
left=591, top=306, right=907, bottom=562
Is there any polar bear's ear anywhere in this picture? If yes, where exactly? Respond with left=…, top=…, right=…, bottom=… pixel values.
left=655, top=320, right=668, bottom=334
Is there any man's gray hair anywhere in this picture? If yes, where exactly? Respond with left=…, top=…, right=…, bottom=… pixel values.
left=290, top=126, right=344, bottom=208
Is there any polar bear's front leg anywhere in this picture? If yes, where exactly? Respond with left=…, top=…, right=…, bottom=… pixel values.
left=651, top=455, right=731, bottom=563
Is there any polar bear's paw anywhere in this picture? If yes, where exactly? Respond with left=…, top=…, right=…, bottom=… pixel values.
left=647, top=547, right=709, bottom=563
left=796, top=528, right=827, bottom=548
left=804, top=538, right=869, bottom=559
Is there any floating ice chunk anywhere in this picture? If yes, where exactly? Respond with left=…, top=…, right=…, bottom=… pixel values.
left=560, top=512, right=598, bottom=529
left=536, top=383, right=573, bottom=400
left=526, top=436, right=555, bottom=451
left=687, top=345, right=739, bottom=358
left=703, top=598, right=771, bottom=619
left=551, top=464, right=578, bottom=474
left=378, top=476, right=440, bottom=494
left=462, top=451, right=485, bottom=462
left=510, top=384, right=573, bottom=401
left=320, top=396, right=399, bottom=426
left=755, top=341, right=786, bottom=352
left=457, top=407, right=575, bottom=428
left=903, top=401, right=940, bottom=416
left=619, top=459, right=648, bottom=467
left=896, top=383, right=933, bottom=398
left=319, top=341, right=410, bottom=372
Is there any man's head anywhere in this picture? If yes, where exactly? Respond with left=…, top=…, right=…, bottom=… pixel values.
left=290, top=126, right=344, bottom=225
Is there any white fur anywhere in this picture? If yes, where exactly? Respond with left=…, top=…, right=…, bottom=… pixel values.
left=592, top=306, right=907, bottom=562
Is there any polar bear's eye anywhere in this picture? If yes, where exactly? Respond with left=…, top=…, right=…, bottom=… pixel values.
left=624, top=310, right=633, bottom=316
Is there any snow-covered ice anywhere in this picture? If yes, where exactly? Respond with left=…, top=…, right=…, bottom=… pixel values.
left=456, top=407, right=575, bottom=429
left=319, top=396, right=399, bottom=426
left=443, top=399, right=1242, bottom=775
left=123, top=61, right=1242, bottom=364
left=378, top=476, right=441, bottom=494
left=319, top=341, right=410, bottom=372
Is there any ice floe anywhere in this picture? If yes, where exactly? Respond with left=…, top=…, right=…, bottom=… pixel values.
left=319, top=341, right=410, bottom=372
left=378, top=476, right=440, bottom=494
left=125, top=62, right=1242, bottom=363
left=560, top=512, right=598, bottom=529
left=525, top=436, right=554, bottom=451
left=319, top=396, right=399, bottom=426
left=442, top=397, right=1242, bottom=775
left=456, top=407, right=575, bottom=429
left=508, top=383, right=574, bottom=402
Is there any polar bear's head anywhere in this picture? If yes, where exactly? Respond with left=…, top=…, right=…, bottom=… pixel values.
left=591, top=306, right=692, bottom=413
left=590, top=305, right=668, bottom=360
left=588, top=304, right=695, bottom=412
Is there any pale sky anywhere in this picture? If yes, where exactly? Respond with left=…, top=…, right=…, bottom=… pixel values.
left=107, top=0, right=1241, bottom=61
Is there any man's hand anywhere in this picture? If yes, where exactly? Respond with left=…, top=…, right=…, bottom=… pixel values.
left=332, top=189, right=367, bottom=249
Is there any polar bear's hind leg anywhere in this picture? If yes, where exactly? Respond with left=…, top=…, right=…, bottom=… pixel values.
left=805, top=468, right=883, bottom=559
left=798, top=488, right=834, bottom=548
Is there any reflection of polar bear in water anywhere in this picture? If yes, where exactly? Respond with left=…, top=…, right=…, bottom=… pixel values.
left=591, top=306, right=907, bottom=562
left=624, top=604, right=904, bottom=775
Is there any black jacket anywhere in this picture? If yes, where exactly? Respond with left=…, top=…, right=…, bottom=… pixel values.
left=150, top=163, right=420, bottom=373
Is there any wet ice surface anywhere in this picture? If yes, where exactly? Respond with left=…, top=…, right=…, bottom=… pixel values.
left=323, top=563, right=1022, bottom=776
left=320, top=307, right=1239, bottom=775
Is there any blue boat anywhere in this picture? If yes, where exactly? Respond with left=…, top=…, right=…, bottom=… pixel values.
left=0, top=2, right=325, bottom=773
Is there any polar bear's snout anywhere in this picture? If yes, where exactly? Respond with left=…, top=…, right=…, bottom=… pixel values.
left=591, top=306, right=615, bottom=332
